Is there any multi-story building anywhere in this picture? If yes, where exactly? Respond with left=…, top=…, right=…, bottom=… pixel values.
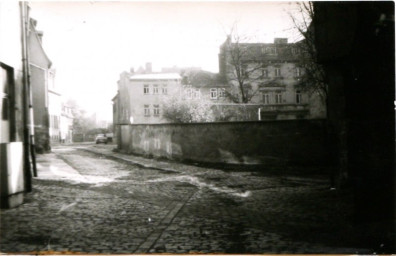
left=218, top=37, right=326, bottom=120
left=116, top=66, right=182, bottom=124
left=28, top=18, right=53, bottom=152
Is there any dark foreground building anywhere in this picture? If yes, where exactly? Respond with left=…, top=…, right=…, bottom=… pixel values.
left=313, top=1, right=395, bottom=252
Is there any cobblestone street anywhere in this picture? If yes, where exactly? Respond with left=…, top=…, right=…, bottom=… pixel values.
left=1, top=144, right=372, bottom=254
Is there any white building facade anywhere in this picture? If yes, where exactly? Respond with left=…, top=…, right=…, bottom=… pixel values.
left=117, top=72, right=182, bottom=124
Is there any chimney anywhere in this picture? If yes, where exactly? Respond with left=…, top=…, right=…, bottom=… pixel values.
left=145, top=62, right=152, bottom=73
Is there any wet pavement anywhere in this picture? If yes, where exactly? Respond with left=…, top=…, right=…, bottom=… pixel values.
left=0, top=143, right=373, bottom=254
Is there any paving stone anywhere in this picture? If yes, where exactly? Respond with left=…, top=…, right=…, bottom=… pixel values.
left=0, top=145, right=376, bottom=254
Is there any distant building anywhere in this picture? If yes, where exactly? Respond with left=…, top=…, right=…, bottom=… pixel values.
left=180, top=69, right=227, bottom=103
left=47, top=69, right=62, bottom=144
left=60, top=104, right=73, bottom=143
left=28, top=18, right=53, bottom=152
left=161, top=65, right=202, bottom=74
left=115, top=68, right=182, bottom=124
left=218, top=37, right=326, bottom=120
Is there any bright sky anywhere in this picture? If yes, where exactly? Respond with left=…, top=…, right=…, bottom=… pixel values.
left=30, top=1, right=301, bottom=121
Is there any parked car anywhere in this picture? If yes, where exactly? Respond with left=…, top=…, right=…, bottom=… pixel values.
left=95, top=134, right=107, bottom=144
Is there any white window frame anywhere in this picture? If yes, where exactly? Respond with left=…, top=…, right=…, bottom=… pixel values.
left=153, top=84, right=159, bottom=94
left=144, top=84, right=150, bottom=94
left=218, top=88, right=226, bottom=98
left=192, top=88, right=200, bottom=99
left=296, top=90, right=302, bottom=104
left=162, top=84, right=167, bottom=95
left=275, top=93, right=283, bottom=104
left=210, top=88, right=218, bottom=99
left=153, top=104, right=160, bottom=116
left=263, top=93, right=270, bottom=104
left=144, top=105, right=150, bottom=116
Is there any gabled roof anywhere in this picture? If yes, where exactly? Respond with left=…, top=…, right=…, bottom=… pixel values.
left=28, top=18, right=52, bottom=67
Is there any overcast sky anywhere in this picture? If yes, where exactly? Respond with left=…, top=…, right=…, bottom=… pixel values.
left=30, top=1, right=301, bottom=121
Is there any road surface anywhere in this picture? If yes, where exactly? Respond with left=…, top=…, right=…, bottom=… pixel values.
left=0, top=144, right=370, bottom=254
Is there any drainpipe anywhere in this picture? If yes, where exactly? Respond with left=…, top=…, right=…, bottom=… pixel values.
left=20, top=1, right=32, bottom=191
left=28, top=81, right=37, bottom=177
left=258, top=107, right=261, bottom=121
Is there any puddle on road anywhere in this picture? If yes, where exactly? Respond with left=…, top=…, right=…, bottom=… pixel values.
left=147, top=175, right=251, bottom=198
left=35, top=163, right=122, bottom=186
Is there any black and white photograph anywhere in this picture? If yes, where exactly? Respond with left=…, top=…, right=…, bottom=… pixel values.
left=0, top=0, right=394, bottom=254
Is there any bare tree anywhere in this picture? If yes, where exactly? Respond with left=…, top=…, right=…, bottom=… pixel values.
left=289, top=2, right=328, bottom=109
left=221, top=27, right=263, bottom=103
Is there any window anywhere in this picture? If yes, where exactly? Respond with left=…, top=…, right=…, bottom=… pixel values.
left=266, top=47, right=277, bottom=54
left=1, top=66, right=10, bottom=121
left=275, top=93, right=283, bottom=104
left=153, top=105, right=160, bottom=116
left=162, top=84, right=167, bottom=95
left=296, top=90, right=302, bottom=104
left=292, top=47, right=300, bottom=55
left=144, top=84, right=149, bottom=94
left=185, top=88, right=192, bottom=99
left=263, top=93, right=270, bottom=104
left=153, top=84, right=159, bottom=94
left=219, top=88, right=226, bottom=98
left=274, top=68, right=281, bottom=77
left=193, top=89, right=201, bottom=99
left=210, top=88, right=218, bottom=99
left=295, top=68, right=302, bottom=77
left=154, top=138, right=161, bottom=149
left=144, top=105, right=150, bottom=116
left=262, top=69, right=268, bottom=78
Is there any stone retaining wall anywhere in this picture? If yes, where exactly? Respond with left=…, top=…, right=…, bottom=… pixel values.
left=118, top=120, right=329, bottom=166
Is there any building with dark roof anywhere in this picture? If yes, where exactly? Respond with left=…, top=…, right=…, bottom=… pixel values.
left=218, top=36, right=326, bottom=120
left=28, top=18, right=54, bottom=152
